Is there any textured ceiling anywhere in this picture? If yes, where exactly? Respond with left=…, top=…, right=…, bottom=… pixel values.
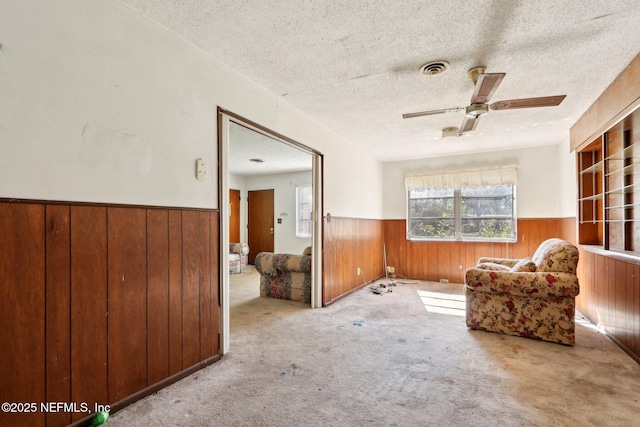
left=229, top=122, right=312, bottom=176
left=120, top=0, right=640, bottom=163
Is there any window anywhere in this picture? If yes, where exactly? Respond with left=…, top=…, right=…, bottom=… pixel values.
left=296, top=185, right=313, bottom=237
left=406, top=166, right=517, bottom=242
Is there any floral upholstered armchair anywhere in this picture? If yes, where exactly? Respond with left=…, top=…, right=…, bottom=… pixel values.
left=465, top=238, right=580, bottom=345
left=229, top=242, right=249, bottom=274
left=254, top=247, right=312, bottom=304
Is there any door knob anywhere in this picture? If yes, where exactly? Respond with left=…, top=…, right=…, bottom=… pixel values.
left=270, top=227, right=274, bottom=235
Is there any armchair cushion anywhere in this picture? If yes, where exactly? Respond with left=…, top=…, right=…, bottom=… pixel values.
left=531, top=238, right=579, bottom=273
left=465, top=269, right=579, bottom=299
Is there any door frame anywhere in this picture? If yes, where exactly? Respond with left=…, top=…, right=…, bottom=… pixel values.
left=218, top=108, right=324, bottom=354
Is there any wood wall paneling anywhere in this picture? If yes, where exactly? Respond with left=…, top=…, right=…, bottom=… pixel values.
left=71, top=206, right=108, bottom=422
left=322, top=217, right=385, bottom=306
left=210, top=211, right=221, bottom=356
left=382, top=218, right=569, bottom=283
left=45, top=205, right=72, bottom=427
left=147, top=209, right=170, bottom=386
left=0, top=201, right=221, bottom=426
left=168, top=210, right=184, bottom=375
left=630, top=265, right=640, bottom=356
left=198, top=212, right=214, bottom=361
left=0, top=204, right=46, bottom=427
left=108, top=207, right=148, bottom=403
left=181, top=210, right=203, bottom=369
left=575, top=244, right=640, bottom=363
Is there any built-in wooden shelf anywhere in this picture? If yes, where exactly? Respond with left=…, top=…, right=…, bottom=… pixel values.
left=577, top=107, right=640, bottom=253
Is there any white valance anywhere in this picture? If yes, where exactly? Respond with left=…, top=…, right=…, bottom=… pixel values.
left=405, top=165, right=518, bottom=190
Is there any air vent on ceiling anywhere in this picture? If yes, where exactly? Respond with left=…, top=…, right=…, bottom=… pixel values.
left=420, top=60, right=450, bottom=76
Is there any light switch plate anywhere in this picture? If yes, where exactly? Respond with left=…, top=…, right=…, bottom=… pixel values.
left=196, top=159, right=206, bottom=181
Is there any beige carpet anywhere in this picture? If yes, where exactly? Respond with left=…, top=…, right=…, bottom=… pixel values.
left=107, top=266, right=640, bottom=426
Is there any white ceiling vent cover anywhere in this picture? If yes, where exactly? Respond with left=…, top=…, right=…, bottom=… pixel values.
left=420, top=61, right=450, bottom=76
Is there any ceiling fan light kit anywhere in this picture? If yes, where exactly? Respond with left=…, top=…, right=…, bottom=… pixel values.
left=403, top=65, right=566, bottom=137
left=442, top=127, right=460, bottom=138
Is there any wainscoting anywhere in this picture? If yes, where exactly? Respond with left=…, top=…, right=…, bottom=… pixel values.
left=0, top=201, right=220, bottom=427
left=576, top=248, right=640, bottom=363
left=383, top=218, right=575, bottom=284
left=321, top=217, right=575, bottom=306
left=322, top=217, right=385, bottom=306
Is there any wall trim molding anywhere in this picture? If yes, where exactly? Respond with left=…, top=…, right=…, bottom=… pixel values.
left=0, top=197, right=219, bottom=212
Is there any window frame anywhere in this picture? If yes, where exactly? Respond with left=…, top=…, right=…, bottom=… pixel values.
left=407, top=184, right=517, bottom=243
left=295, top=184, right=313, bottom=238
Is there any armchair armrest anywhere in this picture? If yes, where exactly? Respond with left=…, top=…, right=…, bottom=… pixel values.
left=465, top=269, right=579, bottom=298
left=476, top=257, right=520, bottom=267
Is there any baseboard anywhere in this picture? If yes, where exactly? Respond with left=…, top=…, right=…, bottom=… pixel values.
left=68, top=354, right=222, bottom=427
left=324, top=275, right=384, bottom=307
left=606, top=333, right=640, bottom=366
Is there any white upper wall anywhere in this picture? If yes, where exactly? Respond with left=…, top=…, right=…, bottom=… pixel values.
left=557, top=142, right=577, bottom=218
left=383, top=143, right=576, bottom=219
left=0, top=0, right=383, bottom=218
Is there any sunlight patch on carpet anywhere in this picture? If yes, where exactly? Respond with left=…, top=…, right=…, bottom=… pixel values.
left=417, top=289, right=465, bottom=316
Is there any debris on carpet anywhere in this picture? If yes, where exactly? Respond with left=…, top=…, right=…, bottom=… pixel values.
left=369, top=282, right=396, bottom=295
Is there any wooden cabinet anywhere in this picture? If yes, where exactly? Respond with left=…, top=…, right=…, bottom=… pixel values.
left=577, top=107, right=640, bottom=254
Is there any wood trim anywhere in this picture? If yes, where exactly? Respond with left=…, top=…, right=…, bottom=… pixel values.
left=0, top=197, right=218, bottom=212
left=218, top=107, right=323, bottom=156
left=579, top=244, right=640, bottom=265
left=67, top=354, right=221, bottom=427
left=570, top=52, right=640, bottom=151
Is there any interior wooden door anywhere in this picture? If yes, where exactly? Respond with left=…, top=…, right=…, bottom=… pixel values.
left=229, top=189, right=241, bottom=243
left=247, top=189, right=274, bottom=264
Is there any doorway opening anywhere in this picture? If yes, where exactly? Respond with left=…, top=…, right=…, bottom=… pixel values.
left=219, top=109, right=323, bottom=354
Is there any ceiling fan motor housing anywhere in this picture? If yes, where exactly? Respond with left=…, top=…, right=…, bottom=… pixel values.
left=465, top=103, right=489, bottom=117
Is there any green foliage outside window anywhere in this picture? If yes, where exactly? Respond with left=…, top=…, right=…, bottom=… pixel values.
left=408, top=185, right=516, bottom=241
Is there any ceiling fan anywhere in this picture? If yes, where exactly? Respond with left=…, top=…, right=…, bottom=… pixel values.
left=402, top=66, right=566, bottom=135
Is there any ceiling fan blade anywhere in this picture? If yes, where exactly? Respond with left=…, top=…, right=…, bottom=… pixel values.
left=490, top=95, right=566, bottom=111
left=460, top=115, right=479, bottom=133
left=402, top=107, right=464, bottom=119
left=470, top=73, right=505, bottom=104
